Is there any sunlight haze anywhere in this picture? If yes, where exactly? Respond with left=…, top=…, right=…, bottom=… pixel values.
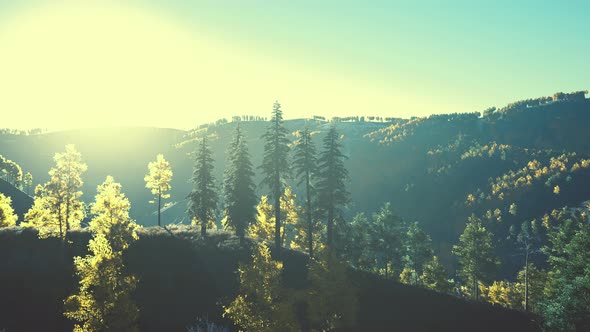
left=0, top=0, right=588, bottom=130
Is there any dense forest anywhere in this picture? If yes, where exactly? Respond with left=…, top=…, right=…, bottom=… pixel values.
left=1, top=91, right=590, bottom=331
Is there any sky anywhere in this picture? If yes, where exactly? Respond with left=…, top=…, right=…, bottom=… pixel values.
left=0, top=0, right=588, bottom=130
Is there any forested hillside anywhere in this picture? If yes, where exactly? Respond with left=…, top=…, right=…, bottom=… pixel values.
left=1, top=91, right=589, bottom=330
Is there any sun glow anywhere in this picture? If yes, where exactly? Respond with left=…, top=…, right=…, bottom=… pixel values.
left=0, top=1, right=402, bottom=130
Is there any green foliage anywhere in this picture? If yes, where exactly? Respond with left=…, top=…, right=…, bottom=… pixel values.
left=0, top=154, right=23, bottom=186
left=22, top=145, right=87, bottom=240
left=292, top=126, right=319, bottom=257
left=369, top=202, right=407, bottom=278
left=249, top=187, right=301, bottom=248
left=64, top=176, right=140, bottom=332
left=452, top=215, right=498, bottom=300
left=144, top=154, right=173, bottom=226
left=404, top=221, right=433, bottom=284
left=317, top=125, right=350, bottom=247
left=223, top=242, right=298, bottom=332
left=420, top=256, right=451, bottom=293
left=0, top=193, right=18, bottom=227
left=188, top=137, right=218, bottom=236
left=223, top=125, right=257, bottom=243
left=259, top=101, right=291, bottom=252
left=23, top=171, right=33, bottom=195
left=541, top=207, right=590, bottom=331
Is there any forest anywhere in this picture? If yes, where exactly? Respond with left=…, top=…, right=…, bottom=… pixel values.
left=1, top=93, right=590, bottom=331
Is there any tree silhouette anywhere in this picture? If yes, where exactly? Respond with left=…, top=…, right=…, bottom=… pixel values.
left=292, top=126, right=319, bottom=257
left=260, top=101, right=291, bottom=254
left=188, top=136, right=218, bottom=236
left=317, top=126, right=349, bottom=248
left=144, top=154, right=172, bottom=227
left=224, top=124, right=257, bottom=244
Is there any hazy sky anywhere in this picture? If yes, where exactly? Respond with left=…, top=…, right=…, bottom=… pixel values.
left=0, top=0, right=588, bottom=130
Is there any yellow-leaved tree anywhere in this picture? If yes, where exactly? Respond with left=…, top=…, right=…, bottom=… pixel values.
left=64, top=176, right=140, bottom=332
left=144, top=154, right=172, bottom=227
left=248, top=187, right=300, bottom=247
left=22, top=145, right=87, bottom=241
left=0, top=193, right=18, bottom=227
left=223, top=242, right=298, bottom=332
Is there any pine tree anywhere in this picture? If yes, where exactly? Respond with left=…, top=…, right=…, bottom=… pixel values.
left=144, top=154, right=173, bottom=227
left=405, top=222, right=433, bottom=285
left=317, top=125, right=350, bottom=248
left=188, top=137, right=218, bottom=236
left=224, top=124, right=257, bottom=244
left=22, top=145, right=87, bottom=241
left=24, top=172, right=33, bottom=195
left=420, top=256, right=451, bottom=293
left=249, top=187, right=300, bottom=247
left=292, top=126, right=319, bottom=257
left=260, top=101, right=291, bottom=254
left=0, top=193, right=18, bottom=227
left=368, top=202, right=407, bottom=278
left=510, top=219, right=541, bottom=311
left=452, top=214, right=498, bottom=301
left=64, top=176, right=140, bottom=332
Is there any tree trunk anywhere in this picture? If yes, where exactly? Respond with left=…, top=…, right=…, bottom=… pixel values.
left=306, top=170, right=313, bottom=258
left=274, top=191, right=281, bottom=255
left=201, top=214, right=207, bottom=237
left=327, top=206, right=334, bottom=248
left=524, top=252, right=529, bottom=311
left=158, top=192, right=161, bottom=227
left=474, top=275, right=479, bottom=301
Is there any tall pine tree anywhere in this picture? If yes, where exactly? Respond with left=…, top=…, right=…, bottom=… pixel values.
left=317, top=125, right=350, bottom=248
left=292, top=126, right=318, bottom=257
left=188, top=136, right=218, bottom=236
left=224, top=124, right=257, bottom=244
left=260, top=101, right=291, bottom=253
left=452, top=214, right=498, bottom=300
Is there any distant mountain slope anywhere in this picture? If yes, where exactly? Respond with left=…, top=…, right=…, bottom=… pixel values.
left=1, top=94, right=590, bottom=278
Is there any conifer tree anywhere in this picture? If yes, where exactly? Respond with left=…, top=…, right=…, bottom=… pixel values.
left=368, top=202, right=407, bottom=278
left=260, top=101, right=291, bottom=253
left=144, top=154, right=172, bottom=227
left=292, top=126, right=319, bottom=257
left=510, top=219, right=540, bottom=311
left=420, top=256, right=451, bottom=293
left=405, top=221, right=434, bottom=285
left=0, top=193, right=18, bottom=227
left=224, top=124, right=257, bottom=244
left=188, top=137, right=218, bottom=236
left=64, top=176, right=140, bottom=332
left=24, top=172, right=33, bottom=195
left=452, top=214, right=498, bottom=300
left=22, top=145, right=87, bottom=241
left=317, top=126, right=350, bottom=248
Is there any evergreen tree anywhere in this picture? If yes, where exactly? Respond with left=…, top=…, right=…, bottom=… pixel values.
left=24, top=171, right=33, bottom=195
left=0, top=193, right=18, bottom=227
left=452, top=214, right=498, bottom=301
left=420, top=256, right=451, bottom=293
left=22, top=145, right=87, bottom=241
left=223, top=242, right=298, bottom=332
left=260, top=101, right=291, bottom=253
left=292, top=126, right=319, bottom=257
left=404, top=222, right=433, bottom=285
left=510, top=219, right=541, bottom=311
left=541, top=208, right=590, bottom=331
left=188, top=137, right=218, bottom=236
left=224, top=124, right=257, bottom=244
left=144, top=154, right=173, bottom=227
left=64, top=176, right=140, bottom=332
left=317, top=126, right=350, bottom=248
left=368, top=203, right=407, bottom=278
